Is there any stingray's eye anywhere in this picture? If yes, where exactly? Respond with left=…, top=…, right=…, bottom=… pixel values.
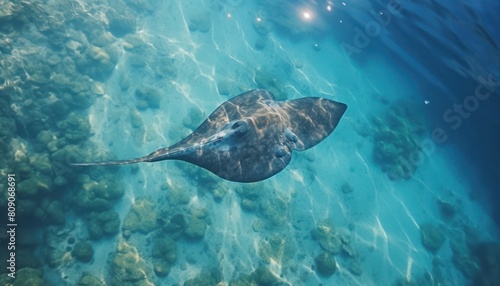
left=232, top=120, right=244, bottom=129
left=231, top=120, right=249, bottom=136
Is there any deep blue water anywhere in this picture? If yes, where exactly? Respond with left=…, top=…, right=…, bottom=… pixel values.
left=315, top=0, right=500, bottom=219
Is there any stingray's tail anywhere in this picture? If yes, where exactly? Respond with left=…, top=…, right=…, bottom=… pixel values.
left=70, top=156, right=149, bottom=167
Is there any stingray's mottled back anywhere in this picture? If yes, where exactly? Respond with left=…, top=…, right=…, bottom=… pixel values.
left=280, top=97, right=347, bottom=150
left=71, top=89, right=347, bottom=183
left=171, top=89, right=275, bottom=147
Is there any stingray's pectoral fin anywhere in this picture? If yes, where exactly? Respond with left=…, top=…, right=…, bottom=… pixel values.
left=70, top=157, right=147, bottom=167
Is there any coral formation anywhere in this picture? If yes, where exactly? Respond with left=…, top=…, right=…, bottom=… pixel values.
left=370, top=102, right=427, bottom=180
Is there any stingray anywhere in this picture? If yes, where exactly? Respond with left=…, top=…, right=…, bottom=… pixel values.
left=71, top=89, right=347, bottom=182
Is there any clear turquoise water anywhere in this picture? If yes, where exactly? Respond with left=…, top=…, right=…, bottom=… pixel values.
left=1, top=0, right=499, bottom=285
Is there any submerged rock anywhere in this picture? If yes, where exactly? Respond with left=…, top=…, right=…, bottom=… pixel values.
left=165, top=185, right=191, bottom=205
left=90, top=179, right=125, bottom=200
left=437, top=199, right=457, bottom=219
left=347, top=258, right=363, bottom=276
left=72, top=187, right=113, bottom=212
left=153, top=260, right=170, bottom=278
left=258, top=196, right=288, bottom=226
left=17, top=175, right=53, bottom=198
left=72, top=241, right=94, bottom=263
left=77, top=45, right=119, bottom=81
left=36, top=130, right=55, bottom=146
left=228, top=274, right=253, bottom=286
left=184, top=271, right=219, bottom=286
left=254, top=37, right=266, bottom=50
left=135, top=85, right=161, bottom=109
left=252, top=267, right=279, bottom=285
left=472, top=241, right=500, bottom=286
left=44, top=200, right=65, bottom=225
left=87, top=210, right=120, bottom=239
left=9, top=267, right=47, bottom=286
left=0, top=116, right=16, bottom=137
left=152, top=237, right=177, bottom=262
left=311, top=221, right=346, bottom=255
left=29, top=154, right=53, bottom=175
left=163, top=213, right=187, bottom=236
left=77, top=273, right=106, bottom=286
left=258, top=235, right=296, bottom=264
left=46, top=248, right=65, bottom=268
left=58, top=113, right=91, bottom=144
left=420, top=223, right=446, bottom=254
left=184, top=216, right=207, bottom=240
left=110, top=240, right=153, bottom=286
left=123, top=34, right=147, bottom=52
left=188, top=11, right=211, bottom=33
left=341, top=182, right=354, bottom=194
left=123, top=198, right=158, bottom=234
left=129, top=109, right=143, bottom=128
left=16, top=248, right=42, bottom=269
left=106, top=7, right=136, bottom=37
left=315, top=252, right=337, bottom=276
left=216, top=79, right=230, bottom=96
